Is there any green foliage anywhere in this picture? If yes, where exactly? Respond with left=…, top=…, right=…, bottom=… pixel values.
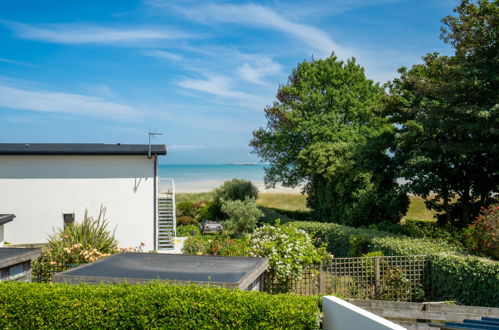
left=176, top=225, right=200, bottom=237
left=266, top=207, right=312, bottom=221
left=465, top=205, right=499, bottom=260
left=182, top=236, right=209, bottom=255
left=258, top=206, right=295, bottom=226
left=370, top=220, right=465, bottom=248
left=290, top=221, right=462, bottom=257
left=195, top=201, right=218, bottom=221
left=32, top=207, right=119, bottom=282
left=0, top=282, right=320, bottom=329
left=176, top=216, right=199, bottom=227
left=426, top=254, right=499, bottom=307
left=182, top=235, right=252, bottom=257
left=383, top=0, right=499, bottom=227
left=212, top=179, right=259, bottom=218
left=176, top=201, right=198, bottom=218
left=249, top=222, right=328, bottom=293
left=221, top=198, right=263, bottom=236
left=176, top=192, right=215, bottom=204
left=250, top=55, right=408, bottom=227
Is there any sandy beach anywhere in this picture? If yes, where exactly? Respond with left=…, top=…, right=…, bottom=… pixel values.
left=175, top=179, right=303, bottom=194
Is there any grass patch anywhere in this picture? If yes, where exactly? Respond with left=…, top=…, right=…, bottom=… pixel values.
left=176, top=191, right=215, bottom=203
left=405, top=196, right=437, bottom=222
left=256, top=193, right=309, bottom=211
left=177, top=192, right=436, bottom=222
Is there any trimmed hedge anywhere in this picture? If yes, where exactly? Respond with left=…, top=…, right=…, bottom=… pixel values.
left=0, top=282, right=320, bottom=329
left=290, top=221, right=499, bottom=307
left=427, top=254, right=499, bottom=307
left=290, top=221, right=461, bottom=257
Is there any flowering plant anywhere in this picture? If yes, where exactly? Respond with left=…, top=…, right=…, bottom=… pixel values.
left=466, top=205, right=499, bottom=260
left=33, top=206, right=120, bottom=281
left=249, top=221, right=330, bottom=292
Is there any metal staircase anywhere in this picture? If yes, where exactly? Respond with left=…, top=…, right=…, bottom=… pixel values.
left=157, top=178, right=176, bottom=250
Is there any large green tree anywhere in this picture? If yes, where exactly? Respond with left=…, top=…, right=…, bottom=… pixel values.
left=250, top=55, right=408, bottom=226
left=383, top=0, right=498, bottom=227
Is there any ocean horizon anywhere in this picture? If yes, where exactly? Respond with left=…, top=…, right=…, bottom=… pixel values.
left=158, top=164, right=267, bottom=192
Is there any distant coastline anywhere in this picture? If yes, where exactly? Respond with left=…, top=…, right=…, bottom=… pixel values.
left=158, top=164, right=299, bottom=193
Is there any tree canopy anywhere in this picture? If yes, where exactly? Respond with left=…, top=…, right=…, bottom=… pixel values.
left=383, top=0, right=498, bottom=226
left=251, top=55, right=408, bottom=226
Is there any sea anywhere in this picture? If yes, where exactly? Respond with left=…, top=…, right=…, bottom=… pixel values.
left=158, top=164, right=267, bottom=192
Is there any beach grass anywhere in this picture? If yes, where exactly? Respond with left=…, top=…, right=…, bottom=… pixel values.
left=176, top=191, right=436, bottom=221
left=176, top=192, right=215, bottom=203
left=256, top=193, right=309, bottom=211
left=404, top=195, right=437, bottom=221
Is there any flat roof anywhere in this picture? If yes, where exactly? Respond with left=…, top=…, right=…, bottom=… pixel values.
left=0, top=214, right=15, bottom=226
left=53, top=253, right=268, bottom=289
left=0, top=248, right=41, bottom=269
left=0, top=143, right=166, bottom=156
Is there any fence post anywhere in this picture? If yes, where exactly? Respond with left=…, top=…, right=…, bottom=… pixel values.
left=375, top=257, right=381, bottom=300
left=319, top=262, right=324, bottom=294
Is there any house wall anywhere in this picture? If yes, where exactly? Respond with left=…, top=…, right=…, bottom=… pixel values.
left=0, top=225, right=4, bottom=247
left=0, top=155, right=156, bottom=251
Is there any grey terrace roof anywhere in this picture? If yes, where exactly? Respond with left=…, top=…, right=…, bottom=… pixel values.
left=53, top=253, right=269, bottom=289
left=0, top=143, right=166, bottom=156
left=0, top=248, right=41, bottom=269
left=0, top=214, right=15, bottom=226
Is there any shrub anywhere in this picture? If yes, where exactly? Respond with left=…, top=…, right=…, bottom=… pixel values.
left=290, top=221, right=462, bottom=257
left=176, top=216, right=198, bottom=227
left=427, top=254, right=499, bottom=307
left=258, top=206, right=294, bottom=225
left=212, top=179, right=259, bottom=217
left=195, top=201, right=218, bottom=221
left=221, top=198, right=263, bottom=236
left=182, top=236, right=252, bottom=257
left=249, top=222, right=328, bottom=293
left=176, top=201, right=198, bottom=218
left=465, top=205, right=499, bottom=260
left=266, top=207, right=312, bottom=221
left=32, top=207, right=119, bottom=282
left=176, top=225, right=200, bottom=237
left=0, top=282, right=320, bottom=329
left=182, top=236, right=209, bottom=255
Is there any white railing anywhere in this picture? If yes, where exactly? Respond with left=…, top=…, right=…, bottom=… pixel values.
left=157, top=178, right=176, bottom=250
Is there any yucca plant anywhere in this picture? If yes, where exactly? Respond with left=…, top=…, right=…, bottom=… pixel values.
left=33, top=205, right=119, bottom=282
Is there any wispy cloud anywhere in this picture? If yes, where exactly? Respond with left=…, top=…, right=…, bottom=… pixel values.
left=2, top=21, right=192, bottom=45
left=141, top=49, right=183, bottom=61
left=177, top=74, right=254, bottom=100
left=237, top=57, right=281, bottom=85
left=0, top=57, right=35, bottom=66
left=0, top=83, right=138, bottom=119
left=153, top=2, right=352, bottom=58
left=169, top=144, right=209, bottom=150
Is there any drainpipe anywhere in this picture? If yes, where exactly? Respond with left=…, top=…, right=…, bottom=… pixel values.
left=153, top=154, right=157, bottom=251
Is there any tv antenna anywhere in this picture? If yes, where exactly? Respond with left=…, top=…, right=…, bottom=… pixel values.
left=148, top=130, right=163, bottom=159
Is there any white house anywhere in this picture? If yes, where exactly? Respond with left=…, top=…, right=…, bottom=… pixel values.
left=0, top=143, right=173, bottom=252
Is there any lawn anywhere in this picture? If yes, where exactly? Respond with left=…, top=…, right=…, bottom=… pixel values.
left=176, top=191, right=436, bottom=221
left=256, top=193, right=309, bottom=211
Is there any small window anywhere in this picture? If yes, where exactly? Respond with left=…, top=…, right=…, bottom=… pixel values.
left=63, top=213, right=75, bottom=229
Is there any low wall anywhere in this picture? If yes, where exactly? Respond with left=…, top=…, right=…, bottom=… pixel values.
left=322, top=296, right=405, bottom=330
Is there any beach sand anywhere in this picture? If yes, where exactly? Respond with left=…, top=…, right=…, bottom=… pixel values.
left=174, top=179, right=303, bottom=194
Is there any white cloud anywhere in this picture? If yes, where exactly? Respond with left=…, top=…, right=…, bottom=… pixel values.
left=0, top=84, right=138, bottom=119
left=169, top=144, right=209, bottom=150
left=177, top=74, right=254, bottom=100
left=2, top=21, right=192, bottom=45
left=141, top=49, right=183, bottom=61
left=237, top=57, right=281, bottom=85
left=157, top=3, right=353, bottom=58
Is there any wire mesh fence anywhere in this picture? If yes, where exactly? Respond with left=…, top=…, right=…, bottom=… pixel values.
left=31, top=255, right=72, bottom=283
left=263, top=255, right=429, bottom=301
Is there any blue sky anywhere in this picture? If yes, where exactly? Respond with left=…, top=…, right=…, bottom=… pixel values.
left=0, top=0, right=457, bottom=164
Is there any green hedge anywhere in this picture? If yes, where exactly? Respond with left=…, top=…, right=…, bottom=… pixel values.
left=0, top=282, right=320, bottom=329
left=426, top=254, right=499, bottom=307
left=290, top=221, right=461, bottom=257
